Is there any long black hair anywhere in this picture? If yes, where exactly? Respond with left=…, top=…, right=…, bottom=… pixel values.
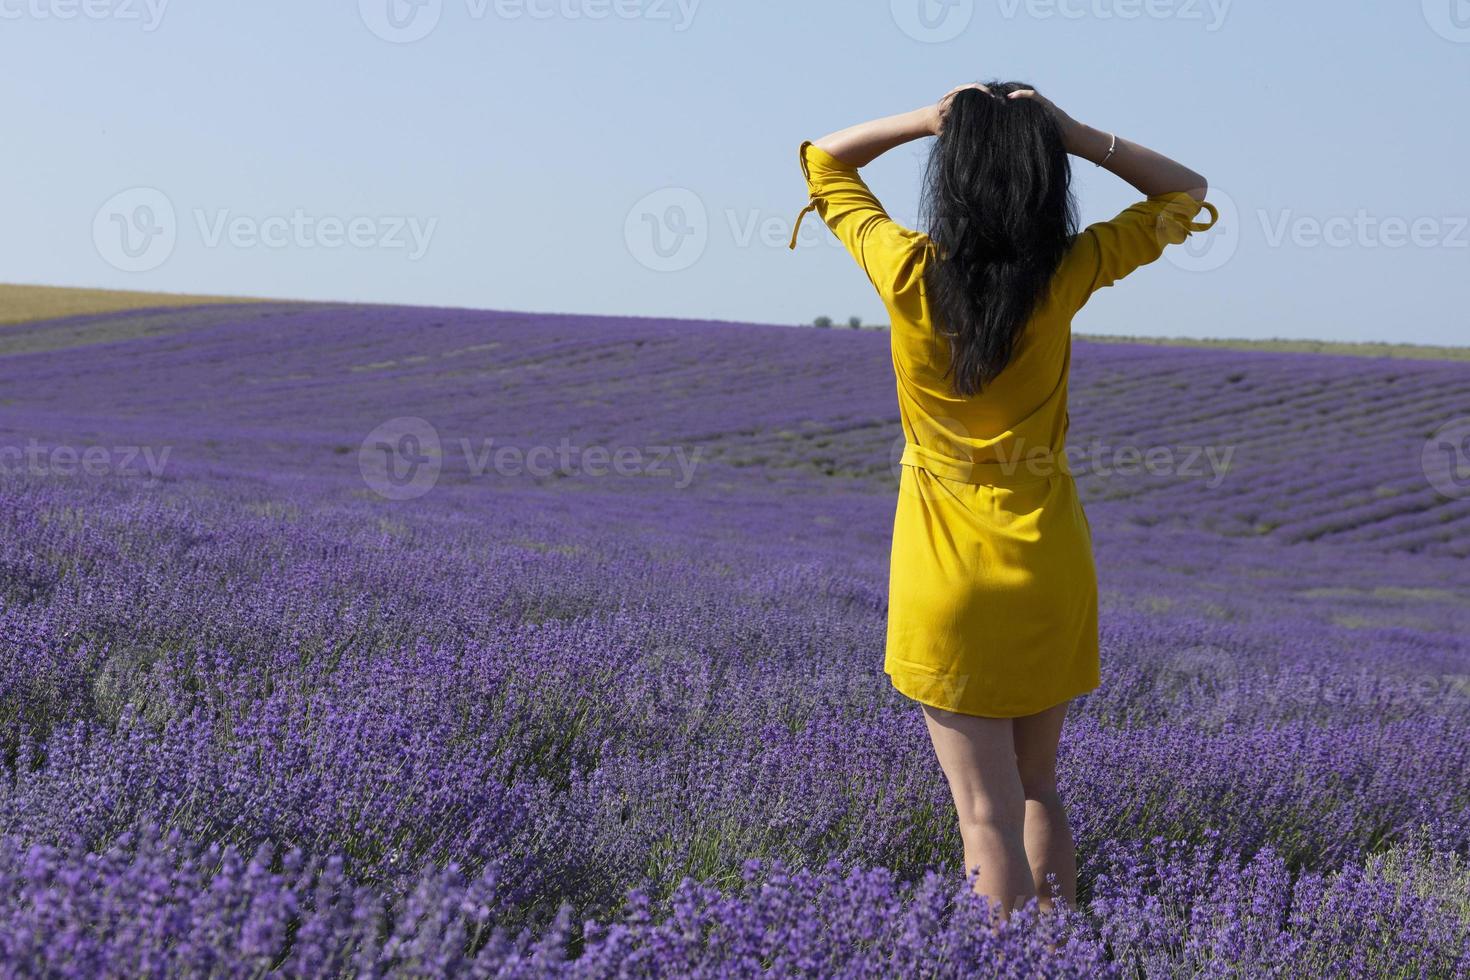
left=921, top=81, right=1078, bottom=396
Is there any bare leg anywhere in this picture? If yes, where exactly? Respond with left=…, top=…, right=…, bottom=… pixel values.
left=1012, top=700, right=1076, bottom=911
left=921, top=704, right=1035, bottom=918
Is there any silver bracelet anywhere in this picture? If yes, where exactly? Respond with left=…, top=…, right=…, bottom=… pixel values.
left=1097, top=132, right=1117, bottom=168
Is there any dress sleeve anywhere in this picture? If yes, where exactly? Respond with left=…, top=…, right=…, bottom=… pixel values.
left=789, top=141, right=929, bottom=297
left=1066, top=191, right=1219, bottom=306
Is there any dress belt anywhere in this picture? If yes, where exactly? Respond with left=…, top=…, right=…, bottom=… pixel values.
left=900, top=442, right=1071, bottom=485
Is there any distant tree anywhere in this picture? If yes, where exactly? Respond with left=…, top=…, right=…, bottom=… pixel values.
left=847, top=316, right=862, bottom=330
left=813, top=316, right=833, bottom=329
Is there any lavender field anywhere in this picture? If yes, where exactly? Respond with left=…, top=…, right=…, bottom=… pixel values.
left=1, top=300, right=1468, bottom=977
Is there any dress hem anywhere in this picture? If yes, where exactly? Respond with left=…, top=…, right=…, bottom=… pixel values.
left=886, top=666, right=1098, bottom=719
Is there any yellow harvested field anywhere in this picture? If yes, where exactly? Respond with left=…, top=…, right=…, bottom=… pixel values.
left=1075, top=332, right=1470, bottom=362
left=0, top=283, right=263, bottom=327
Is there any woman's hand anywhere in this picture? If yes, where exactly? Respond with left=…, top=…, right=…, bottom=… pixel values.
left=1006, top=88, right=1081, bottom=149
left=1009, top=88, right=1208, bottom=200
left=931, top=83, right=990, bottom=135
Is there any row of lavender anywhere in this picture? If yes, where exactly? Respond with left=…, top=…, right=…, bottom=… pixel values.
left=8, top=303, right=1465, bottom=555
left=0, top=304, right=1467, bottom=975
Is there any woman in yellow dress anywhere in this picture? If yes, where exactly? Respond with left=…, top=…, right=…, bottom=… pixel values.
left=793, top=82, right=1216, bottom=916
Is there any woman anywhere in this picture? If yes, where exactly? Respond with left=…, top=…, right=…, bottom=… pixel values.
left=791, top=82, right=1215, bottom=916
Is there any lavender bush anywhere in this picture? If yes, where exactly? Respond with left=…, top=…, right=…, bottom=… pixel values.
left=0, top=303, right=1467, bottom=976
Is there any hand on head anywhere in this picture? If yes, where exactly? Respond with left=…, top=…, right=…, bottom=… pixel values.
left=932, top=83, right=990, bottom=135
left=932, top=83, right=1076, bottom=139
left=1005, top=88, right=1080, bottom=142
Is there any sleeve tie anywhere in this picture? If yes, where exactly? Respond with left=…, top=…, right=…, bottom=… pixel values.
left=1185, top=200, right=1220, bottom=233
left=788, top=200, right=818, bottom=250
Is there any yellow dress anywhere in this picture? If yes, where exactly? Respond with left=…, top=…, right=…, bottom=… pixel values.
left=792, top=140, right=1218, bottom=718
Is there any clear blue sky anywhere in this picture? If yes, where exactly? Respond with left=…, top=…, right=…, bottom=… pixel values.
left=6, top=1, right=1468, bottom=344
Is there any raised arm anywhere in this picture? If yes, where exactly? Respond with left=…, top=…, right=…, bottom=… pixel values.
left=1008, top=89, right=1208, bottom=202
left=813, top=84, right=988, bottom=168
left=812, top=108, right=936, bottom=168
